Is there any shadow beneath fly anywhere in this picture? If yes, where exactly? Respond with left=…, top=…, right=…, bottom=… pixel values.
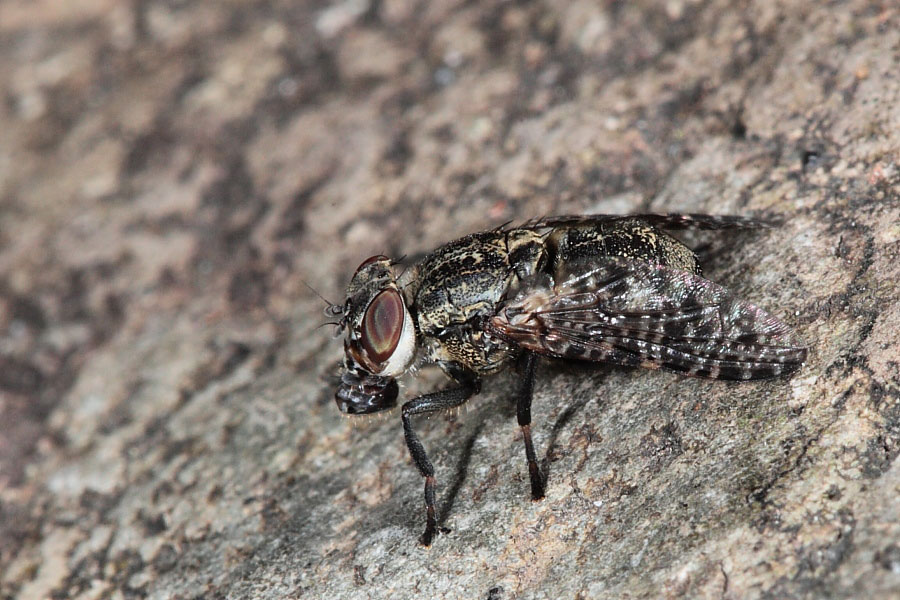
left=437, top=419, right=486, bottom=532
left=538, top=365, right=611, bottom=489
left=437, top=363, right=611, bottom=529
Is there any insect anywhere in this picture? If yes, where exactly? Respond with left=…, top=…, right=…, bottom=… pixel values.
left=330, top=214, right=807, bottom=545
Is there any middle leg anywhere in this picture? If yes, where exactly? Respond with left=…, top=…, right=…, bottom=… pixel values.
left=516, top=351, right=545, bottom=500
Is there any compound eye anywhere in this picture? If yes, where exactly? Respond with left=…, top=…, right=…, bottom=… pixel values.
left=360, top=289, right=405, bottom=367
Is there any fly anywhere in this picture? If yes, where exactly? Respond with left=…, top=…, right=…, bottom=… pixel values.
left=329, top=214, right=807, bottom=545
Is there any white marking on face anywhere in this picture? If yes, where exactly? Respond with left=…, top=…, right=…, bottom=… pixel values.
left=378, top=302, right=416, bottom=377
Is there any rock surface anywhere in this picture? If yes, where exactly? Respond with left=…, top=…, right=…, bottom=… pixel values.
left=1, top=1, right=898, bottom=598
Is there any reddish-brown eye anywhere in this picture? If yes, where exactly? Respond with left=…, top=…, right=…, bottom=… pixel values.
left=360, top=289, right=404, bottom=368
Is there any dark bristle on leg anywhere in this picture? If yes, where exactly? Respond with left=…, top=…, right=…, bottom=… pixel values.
left=516, top=352, right=545, bottom=500
left=401, top=375, right=480, bottom=546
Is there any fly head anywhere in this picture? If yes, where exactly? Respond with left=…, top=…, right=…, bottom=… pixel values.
left=334, top=256, right=417, bottom=415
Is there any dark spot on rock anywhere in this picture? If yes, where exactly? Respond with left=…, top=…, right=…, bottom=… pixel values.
left=79, top=489, right=120, bottom=516
left=380, top=88, right=417, bottom=118
left=99, top=399, right=134, bottom=434
left=0, top=356, right=43, bottom=394
left=801, top=149, right=819, bottom=169
left=139, top=510, right=168, bottom=535
left=792, top=511, right=856, bottom=581
left=448, top=170, right=479, bottom=195
left=203, top=165, right=258, bottom=220
left=158, top=266, right=179, bottom=288
left=640, top=421, right=684, bottom=470
left=801, top=147, right=824, bottom=172
left=656, top=81, right=706, bottom=125
left=860, top=433, right=899, bottom=479
left=53, top=548, right=108, bottom=599
left=228, top=264, right=269, bottom=309
left=122, top=124, right=177, bottom=175
left=261, top=497, right=288, bottom=528
left=875, top=544, right=900, bottom=574
left=59, top=268, right=90, bottom=321
left=104, top=293, right=126, bottom=323
left=582, top=165, right=629, bottom=198
left=219, top=420, right=240, bottom=446
left=353, top=564, right=367, bottom=586
left=153, top=544, right=179, bottom=573
left=194, top=155, right=270, bottom=273
left=152, top=481, right=175, bottom=504
left=220, top=342, right=252, bottom=375
left=378, top=129, right=413, bottom=177
left=161, top=436, right=200, bottom=464
left=860, top=395, right=900, bottom=478
left=486, top=586, right=504, bottom=600
left=110, top=549, right=146, bottom=586
left=471, top=464, right=499, bottom=503
left=207, top=484, right=224, bottom=503
left=731, top=114, right=747, bottom=139
left=7, top=294, right=46, bottom=330
left=276, top=171, right=333, bottom=240
left=430, top=124, right=455, bottom=143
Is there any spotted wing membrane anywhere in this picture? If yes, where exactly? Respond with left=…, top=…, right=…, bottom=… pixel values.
left=489, top=257, right=807, bottom=380
left=519, top=213, right=779, bottom=231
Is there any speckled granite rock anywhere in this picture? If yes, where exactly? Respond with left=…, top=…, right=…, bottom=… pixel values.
left=1, top=1, right=898, bottom=599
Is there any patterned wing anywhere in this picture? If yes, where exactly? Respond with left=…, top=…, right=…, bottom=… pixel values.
left=488, top=257, right=807, bottom=380
left=520, top=213, right=778, bottom=231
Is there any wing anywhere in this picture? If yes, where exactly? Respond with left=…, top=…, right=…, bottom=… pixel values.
left=488, top=257, right=807, bottom=381
left=518, top=213, right=779, bottom=231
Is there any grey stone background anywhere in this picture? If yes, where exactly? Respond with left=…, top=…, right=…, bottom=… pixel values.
left=1, top=1, right=898, bottom=598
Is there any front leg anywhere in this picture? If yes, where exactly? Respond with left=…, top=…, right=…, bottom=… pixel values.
left=401, top=364, right=481, bottom=546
